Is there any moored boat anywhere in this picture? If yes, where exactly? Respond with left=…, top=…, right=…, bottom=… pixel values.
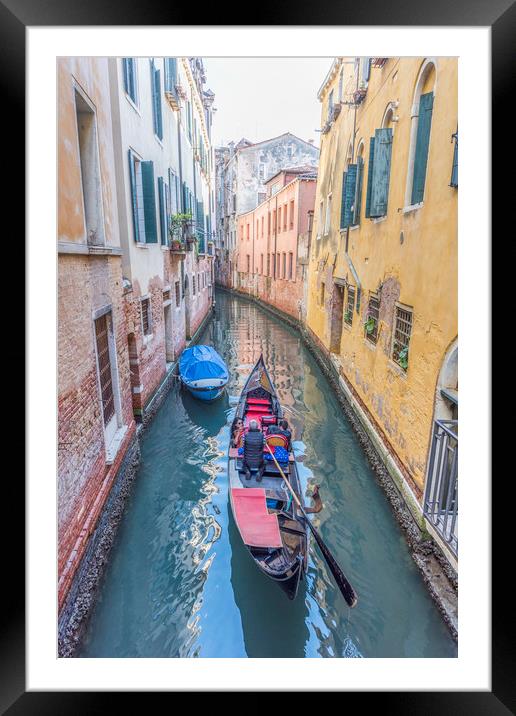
left=228, top=354, right=310, bottom=600
left=178, top=345, right=229, bottom=402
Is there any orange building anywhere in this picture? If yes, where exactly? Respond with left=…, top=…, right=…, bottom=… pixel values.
left=235, top=166, right=317, bottom=321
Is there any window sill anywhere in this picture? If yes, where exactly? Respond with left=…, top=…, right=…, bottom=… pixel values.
left=136, top=242, right=150, bottom=249
left=388, top=360, right=408, bottom=379
left=371, top=216, right=387, bottom=224
left=105, top=424, right=128, bottom=465
left=125, top=94, right=141, bottom=116
left=402, top=202, right=423, bottom=215
left=143, top=333, right=153, bottom=346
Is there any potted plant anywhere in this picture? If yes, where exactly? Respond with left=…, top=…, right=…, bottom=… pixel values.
left=168, top=212, right=193, bottom=250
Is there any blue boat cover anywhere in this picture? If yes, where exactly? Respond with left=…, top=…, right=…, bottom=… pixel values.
left=179, top=345, right=229, bottom=384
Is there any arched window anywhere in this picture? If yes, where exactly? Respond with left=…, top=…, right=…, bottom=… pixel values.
left=405, top=59, right=437, bottom=207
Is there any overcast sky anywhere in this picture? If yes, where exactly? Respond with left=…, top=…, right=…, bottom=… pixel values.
left=203, top=58, right=333, bottom=149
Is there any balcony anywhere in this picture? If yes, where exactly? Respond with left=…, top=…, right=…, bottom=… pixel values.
left=423, top=420, right=458, bottom=557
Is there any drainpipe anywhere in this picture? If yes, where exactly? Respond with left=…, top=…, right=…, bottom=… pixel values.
left=344, top=58, right=362, bottom=313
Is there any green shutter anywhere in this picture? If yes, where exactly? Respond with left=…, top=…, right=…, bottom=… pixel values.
left=411, top=91, right=434, bottom=204
left=340, top=164, right=358, bottom=228
left=141, top=161, right=158, bottom=243
left=353, top=157, right=364, bottom=225
left=158, top=176, right=168, bottom=245
left=370, top=127, right=393, bottom=217
left=365, top=136, right=375, bottom=218
left=128, top=150, right=139, bottom=243
left=151, top=63, right=163, bottom=140
left=450, top=131, right=458, bottom=188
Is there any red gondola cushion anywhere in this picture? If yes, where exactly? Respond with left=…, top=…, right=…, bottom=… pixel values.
left=231, top=488, right=282, bottom=548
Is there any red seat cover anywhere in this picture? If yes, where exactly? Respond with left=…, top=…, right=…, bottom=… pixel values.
left=247, top=398, right=271, bottom=406
left=231, top=488, right=282, bottom=548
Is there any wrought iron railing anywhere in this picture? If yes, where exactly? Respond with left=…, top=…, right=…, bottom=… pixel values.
left=423, top=419, right=458, bottom=557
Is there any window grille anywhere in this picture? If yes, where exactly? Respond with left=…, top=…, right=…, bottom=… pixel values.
left=141, top=298, right=151, bottom=335
left=392, top=305, right=412, bottom=369
left=94, top=315, right=115, bottom=425
left=345, top=286, right=355, bottom=325
left=163, top=289, right=170, bottom=302
left=365, top=293, right=380, bottom=343
left=175, top=281, right=180, bottom=306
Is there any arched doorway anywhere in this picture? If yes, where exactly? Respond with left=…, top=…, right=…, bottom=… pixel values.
left=423, top=339, right=458, bottom=559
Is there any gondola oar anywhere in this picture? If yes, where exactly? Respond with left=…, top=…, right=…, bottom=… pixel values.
left=265, top=443, right=358, bottom=608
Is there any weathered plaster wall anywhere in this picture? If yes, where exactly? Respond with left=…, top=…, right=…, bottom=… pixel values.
left=306, top=57, right=458, bottom=496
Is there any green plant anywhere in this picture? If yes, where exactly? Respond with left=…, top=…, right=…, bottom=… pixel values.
left=344, top=310, right=352, bottom=323
left=398, top=345, right=409, bottom=369
left=364, top=317, right=376, bottom=334
left=168, top=212, right=193, bottom=243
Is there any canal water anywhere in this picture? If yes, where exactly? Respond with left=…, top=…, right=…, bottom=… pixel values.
left=80, top=290, right=457, bottom=658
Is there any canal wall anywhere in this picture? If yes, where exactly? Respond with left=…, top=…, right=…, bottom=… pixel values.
left=217, top=285, right=457, bottom=639
left=58, top=306, right=215, bottom=656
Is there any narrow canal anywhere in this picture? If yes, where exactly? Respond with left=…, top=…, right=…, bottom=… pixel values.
left=80, top=290, right=457, bottom=658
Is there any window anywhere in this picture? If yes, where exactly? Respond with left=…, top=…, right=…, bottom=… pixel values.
left=267, top=253, right=270, bottom=276
left=175, top=281, right=180, bottom=306
left=345, top=286, right=355, bottom=325
left=273, top=210, right=276, bottom=233
left=150, top=60, right=163, bottom=140
left=278, top=207, right=282, bottom=233
left=260, top=254, right=264, bottom=274
left=268, top=212, right=271, bottom=236
left=324, top=194, right=332, bottom=235
left=282, top=253, right=286, bottom=278
left=94, top=313, right=116, bottom=428
left=246, top=224, right=250, bottom=241
left=276, top=253, right=280, bottom=277
left=141, top=298, right=152, bottom=336
left=340, top=153, right=365, bottom=228
left=365, top=293, right=380, bottom=344
left=192, top=275, right=196, bottom=295
left=261, top=216, right=264, bottom=236
left=411, top=92, right=434, bottom=204
left=365, top=128, right=393, bottom=218
left=288, top=252, right=293, bottom=280
left=289, top=200, right=295, bottom=229
left=256, top=220, right=259, bottom=239
left=283, top=204, right=287, bottom=230
left=122, top=58, right=138, bottom=105
left=405, top=61, right=436, bottom=207
left=74, top=88, right=105, bottom=246
left=392, top=305, right=413, bottom=371
left=128, top=152, right=158, bottom=244
left=320, top=282, right=325, bottom=306
left=247, top=255, right=250, bottom=273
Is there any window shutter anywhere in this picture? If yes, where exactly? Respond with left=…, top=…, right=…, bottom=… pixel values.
left=353, top=157, right=364, bottom=225
left=340, top=164, right=358, bottom=228
left=128, top=150, right=139, bottom=242
left=370, top=127, right=393, bottom=217
left=450, top=131, right=458, bottom=188
left=141, top=160, right=158, bottom=243
left=365, top=136, right=375, bottom=218
left=158, top=176, right=167, bottom=245
left=123, top=58, right=130, bottom=94
left=152, top=65, right=163, bottom=140
left=411, top=91, right=434, bottom=204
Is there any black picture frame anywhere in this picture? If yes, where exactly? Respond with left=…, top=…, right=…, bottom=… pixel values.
left=5, top=0, right=509, bottom=710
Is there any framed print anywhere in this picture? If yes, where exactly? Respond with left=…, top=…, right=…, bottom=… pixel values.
left=3, top=0, right=510, bottom=709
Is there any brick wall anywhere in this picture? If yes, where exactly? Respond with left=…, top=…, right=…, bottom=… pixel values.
left=58, top=253, right=136, bottom=607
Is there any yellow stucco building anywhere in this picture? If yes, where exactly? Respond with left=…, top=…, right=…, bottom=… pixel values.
left=306, top=57, right=458, bottom=564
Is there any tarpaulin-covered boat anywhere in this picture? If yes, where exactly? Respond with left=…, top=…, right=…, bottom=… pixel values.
left=228, top=354, right=312, bottom=600
left=178, top=345, right=229, bottom=402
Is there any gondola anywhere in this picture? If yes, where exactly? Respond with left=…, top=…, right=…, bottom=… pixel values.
left=228, top=354, right=310, bottom=600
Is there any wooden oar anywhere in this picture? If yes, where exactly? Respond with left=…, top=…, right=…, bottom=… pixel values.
left=265, top=443, right=358, bottom=608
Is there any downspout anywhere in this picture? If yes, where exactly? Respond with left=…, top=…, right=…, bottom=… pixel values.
left=344, top=59, right=362, bottom=313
